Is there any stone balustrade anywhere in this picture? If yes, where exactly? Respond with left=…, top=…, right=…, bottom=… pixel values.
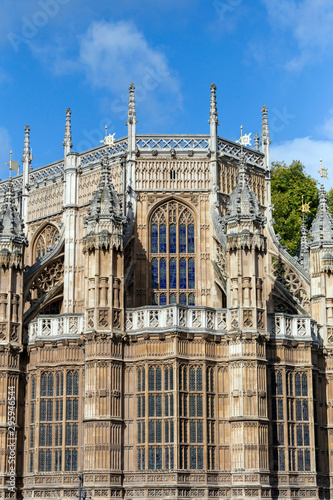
left=28, top=314, right=84, bottom=343
left=125, top=305, right=228, bottom=334
left=267, top=313, right=319, bottom=343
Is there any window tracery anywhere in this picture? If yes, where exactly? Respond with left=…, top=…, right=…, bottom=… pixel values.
left=150, top=201, right=196, bottom=306
left=34, top=224, right=59, bottom=261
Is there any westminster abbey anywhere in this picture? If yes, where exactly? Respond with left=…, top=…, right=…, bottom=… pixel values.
left=0, top=83, right=333, bottom=500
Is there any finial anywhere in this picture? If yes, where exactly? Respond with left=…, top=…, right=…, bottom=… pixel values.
left=261, top=106, right=270, bottom=140
left=254, top=133, right=260, bottom=152
left=126, top=82, right=137, bottom=126
left=236, top=125, right=252, bottom=151
left=208, top=83, right=219, bottom=126
left=63, top=107, right=73, bottom=154
left=318, top=159, right=328, bottom=180
left=22, top=124, right=31, bottom=164
left=100, top=126, right=115, bottom=146
left=6, top=151, right=20, bottom=177
left=300, top=195, right=310, bottom=216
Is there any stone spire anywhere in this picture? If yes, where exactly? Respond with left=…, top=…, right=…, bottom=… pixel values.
left=254, top=133, right=260, bottom=152
left=309, top=184, right=333, bottom=244
left=126, top=83, right=137, bottom=154
left=22, top=124, right=31, bottom=166
left=208, top=83, right=219, bottom=129
left=0, top=179, right=26, bottom=242
left=225, top=154, right=262, bottom=220
left=297, top=216, right=310, bottom=269
left=21, top=125, right=31, bottom=233
left=63, top=107, right=72, bottom=156
left=261, top=105, right=270, bottom=169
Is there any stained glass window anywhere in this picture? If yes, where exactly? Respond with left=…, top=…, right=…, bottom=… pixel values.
left=277, top=399, right=284, bottom=420
left=279, top=449, right=285, bottom=471
left=295, top=373, right=301, bottom=396
left=296, top=400, right=302, bottom=421
left=304, top=425, right=309, bottom=446
left=150, top=201, right=195, bottom=304
left=302, top=373, right=308, bottom=396
left=303, top=401, right=309, bottom=421
left=41, top=374, right=47, bottom=397
left=48, top=374, right=54, bottom=397
left=32, top=377, right=36, bottom=399
left=298, top=450, right=304, bottom=471
left=277, top=372, right=283, bottom=395
left=305, top=449, right=311, bottom=471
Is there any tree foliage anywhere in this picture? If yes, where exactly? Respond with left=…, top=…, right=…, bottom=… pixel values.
left=271, top=161, right=320, bottom=255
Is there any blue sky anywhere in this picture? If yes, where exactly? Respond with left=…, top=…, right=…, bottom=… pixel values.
left=0, top=0, right=333, bottom=189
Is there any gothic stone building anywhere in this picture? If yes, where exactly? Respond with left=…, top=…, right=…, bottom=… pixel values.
left=0, top=84, right=332, bottom=500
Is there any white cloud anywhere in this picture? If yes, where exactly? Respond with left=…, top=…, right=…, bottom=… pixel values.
left=270, top=136, right=333, bottom=189
left=262, top=0, right=333, bottom=70
left=0, top=127, right=11, bottom=180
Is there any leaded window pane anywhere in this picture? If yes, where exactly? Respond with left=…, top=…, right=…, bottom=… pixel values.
left=67, top=373, right=73, bottom=396
left=295, top=373, right=301, bottom=396
left=170, top=259, right=177, bottom=289
left=197, top=395, right=203, bottom=417
left=302, top=373, right=308, bottom=396
left=151, top=259, right=158, bottom=289
left=156, top=368, right=162, bottom=391
left=30, top=427, right=34, bottom=448
left=179, top=224, right=186, bottom=253
left=277, top=372, right=282, bottom=395
left=170, top=293, right=177, bottom=304
left=65, top=451, right=71, bottom=471
left=29, top=452, right=33, bottom=473
left=278, top=424, right=284, bottom=445
left=156, top=448, right=162, bottom=469
left=149, top=422, right=155, bottom=443
left=180, top=259, right=187, bottom=289
left=303, top=401, right=309, bottom=421
left=39, top=451, right=45, bottom=472
left=47, top=401, right=53, bottom=421
left=304, top=425, right=310, bottom=446
left=40, top=401, right=46, bottom=421
left=46, top=425, right=52, bottom=446
left=277, top=399, right=283, bottom=420
left=188, top=225, right=195, bottom=253
left=296, top=400, right=302, bottom=421
left=197, top=368, right=202, bottom=391
left=160, top=259, right=166, bottom=289
left=149, top=448, right=155, bottom=469
left=156, top=395, right=162, bottom=416
left=297, top=425, right=303, bottom=446
left=188, top=293, right=195, bottom=305
left=305, top=449, right=311, bottom=471
left=180, top=293, right=187, bottom=305
left=41, top=373, right=47, bottom=397
left=151, top=225, right=158, bottom=253
left=73, top=372, right=79, bottom=396
left=40, top=425, right=46, bottom=446
left=160, top=293, right=167, bottom=305
left=279, top=449, right=285, bottom=471
left=48, top=374, right=54, bottom=396
left=159, top=225, right=166, bottom=253
left=197, top=448, right=203, bottom=469
left=197, top=422, right=203, bottom=443
left=298, top=450, right=304, bottom=471
left=32, top=377, right=36, bottom=399
left=73, top=399, right=78, bottom=420
left=188, top=258, right=195, bottom=289
left=156, top=421, right=162, bottom=443
left=190, top=395, right=195, bottom=417
left=190, top=448, right=196, bottom=469
left=190, top=368, right=195, bottom=391
left=46, top=450, right=52, bottom=472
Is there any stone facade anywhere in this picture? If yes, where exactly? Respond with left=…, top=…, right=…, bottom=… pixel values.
left=0, top=84, right=332, bottom=499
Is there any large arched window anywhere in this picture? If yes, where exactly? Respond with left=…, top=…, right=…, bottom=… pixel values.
left=150, top=201, right=195, bottom=306
left=34, top=224, right=59, bottom=261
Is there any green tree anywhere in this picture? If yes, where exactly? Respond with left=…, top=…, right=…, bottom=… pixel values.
left=271, top=161, right=319, bottom=255
left=327, top=188, right=333, bottom=217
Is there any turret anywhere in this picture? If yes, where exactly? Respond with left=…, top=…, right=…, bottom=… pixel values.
left=308, top=183, right=333, bottom=340
left=208, top=83, right=220, bottom=194
left=63, top=107, right=73, bottom=158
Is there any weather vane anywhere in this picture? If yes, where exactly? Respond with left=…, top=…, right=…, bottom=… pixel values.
left=100, top=126, right=115, bottom=146
left=5, top=151, right=20, bottom=176
left=300, top=195, right=310, bottom=215
left=236, top=125, right=252, bottom=148
left=318, top=159, right=328, bottom=180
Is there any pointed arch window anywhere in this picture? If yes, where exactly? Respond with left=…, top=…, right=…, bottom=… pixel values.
left=34, top=224, right=59, bottom=261
left=150, top=201, right=196, bottom=305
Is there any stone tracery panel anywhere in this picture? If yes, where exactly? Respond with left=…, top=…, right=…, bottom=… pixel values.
left=33, top=224, right=60, bottom=261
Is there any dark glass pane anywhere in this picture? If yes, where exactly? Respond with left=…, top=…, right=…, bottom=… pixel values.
left=48, top=374, right=54, bottom=396
left=149, top=448, right=155, bottom=469
left=31, top=402, right=35, bottom=423
left=170, top=369, right=174, bottom=390
left=197, top=368, right=202, bottom=391
left=151, top=224, right=158, bottom=253
left=152, top=259, right=158, bottom=289
left=295, top=373, right=301, bottom=396
left=149, top=422, right=155, bottom=443
left=160, top=225, right=166, bottom=253
left=190, top=448, right=196, bottom=469
left=197, top=448, right=203, bottom=469
left=278, top=424, right=284, bottom=445
left=156, top=448, right=162, bottom=469
left=152, top=293, right=158, bottom=305
left=304, top=425, right=310, bottom=446
left=73, top=425, right=78, bottom=446
left=165, top=421, right=169, bottom=442
left=180, top=259, right=187, bottom=289
left=170, top=447, right=174, bottom=469
left=156, top=421, right=162, bottom=443
left=302, top=373, right=308, bottom=396
left=160, top=294, right=167, bottom=305
left=73, top=372, right=79, bottom=395
left=190, top=368, right=195, bottom=391
left=39, top=451, right=45, bottom=472
left=66, top=400, right=72, bottom=420
left=197, top=422, right=203, bottom=443
left=190, top=422, right=196, bottom=443
left=165, top=447, right=169, bottom=469
left=188, top=258, right=195, bottom=289
left=180, top=293, right=187, bottom=305
left=46, top=425, right=52, bottom=446
left=160, top=259, right=166, bottom=289
left=305, top=449, right=311, bottom=471
left=32, top=377, right=36, bottom=399
left=179, top=224, right=186, bottom=253
left=170, top=293, right=177, bottom=304
left=303, top=401, right=309, bottom=421
left=296, top=400, right=302, bottom=421
left=56, top=374, right=60, bottom=396
left=66, top=425, right=71, bottom=446
left=40, top=425, right=46, bottom=446
left=170, top=395, right=174, bottom=416
left=170, top=421, right=174, bottom=442
left=197, top=395, right=203, bottom=417
left=297, top=425, right=303, bottom=446
left=73, top=399, right=78, bottom=420
left=188, top=225, right=195, bottom=253
left=156, top=395, right=162, bottom=416
left=41, top=373, right=47, bottom=397
left=277, top=372, right=283, bottom=395
left=72, top=450, right=78, bottom=471
left=47, top=401, right=53, bottom=421
left=278, top=399, right=283, bottom=420
left=55, top=426, right=58, bottom=446
left=298, top=450, right=304, bottom=471
left=149, top=368, right=155, bottom=391
left=271, top=371, right=276, bottom=396
left=170, top=224, right=177, bottom=254
left=149, top=395, right=154, bottom=417
left=165, top=395, right=169, bottom=416
left=67, top=373, right=73, bottom=396
left=156, top=368, right=162, bottom=391
left=188, top=293, right=195, bottom=306
left=165, top=368, right=169, bottom=391
left=30, top=452, right=33, bottom=473
left=190, top=395, right=195, bottom=417
left=279, top=449, right=285, bottom=471
left=170, top=259, right=177, bottom=289
left=30, top=427, right=34, bottom=448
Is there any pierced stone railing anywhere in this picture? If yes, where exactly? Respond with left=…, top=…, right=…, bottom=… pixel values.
left=267, top=313, right=318, bottom=343
left=28, top=314, right=84, bottom=343
left=125, top=305, right=227, bottom=334
left=218, top=137, right=264, bottom=167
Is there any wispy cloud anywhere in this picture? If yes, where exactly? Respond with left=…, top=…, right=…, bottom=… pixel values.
left=270, top=136, right=333, bottom=189
left=262, top=0, right=333, bottom=71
